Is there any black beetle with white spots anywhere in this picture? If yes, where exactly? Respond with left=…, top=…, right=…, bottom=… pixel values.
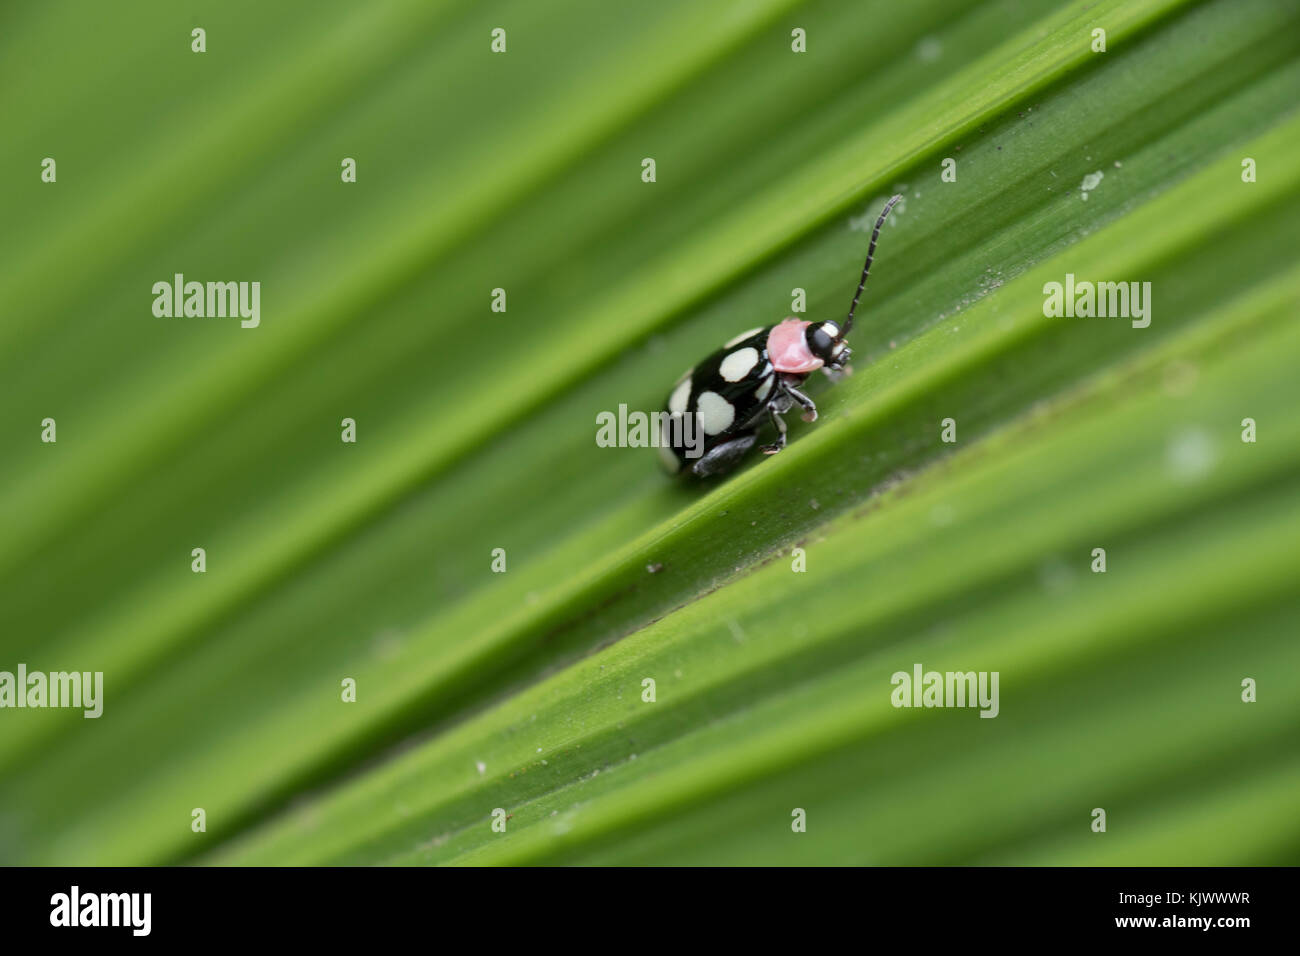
left=659, top=194, right=902, bottom=477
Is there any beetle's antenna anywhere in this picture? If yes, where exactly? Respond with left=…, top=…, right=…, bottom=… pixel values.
left=843, top=193, right=902, bottom=335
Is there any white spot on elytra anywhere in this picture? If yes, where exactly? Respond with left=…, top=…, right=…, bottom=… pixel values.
left=668, top=378, right=691, bottom=415
left=720, top=347, right=759, bottom=382
left=724, top=326, right=763, bottom=348
left=696, top=390, right=735, bottom=435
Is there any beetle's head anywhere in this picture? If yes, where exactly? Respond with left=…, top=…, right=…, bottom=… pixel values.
left=805, top=320, right=851, bottom=370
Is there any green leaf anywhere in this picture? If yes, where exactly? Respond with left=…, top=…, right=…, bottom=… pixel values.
left=1, top=0, right=1297, bottom=866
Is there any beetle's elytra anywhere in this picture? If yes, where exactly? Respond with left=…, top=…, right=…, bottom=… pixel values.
left=659, top=194, right=902, bottom=477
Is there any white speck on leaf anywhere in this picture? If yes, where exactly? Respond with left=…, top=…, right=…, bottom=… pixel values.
left=1080, top=170, right=1104, bottom=200
left=1167, top=427, right=1218, bottom=482
left=1037, top=558, right=1076, bottom=595
left=916, top=36, right=942, bottom=62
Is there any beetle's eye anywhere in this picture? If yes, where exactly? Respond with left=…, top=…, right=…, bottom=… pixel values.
left=806, top=325, right=836, bottom=358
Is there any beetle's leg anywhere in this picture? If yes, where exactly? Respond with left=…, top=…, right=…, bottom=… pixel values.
left=759, top=405, right=788, bottom=455
left=821, top=364, right=852, bottom=383
left=782, top=381, right=818, bottom=423
left=690, top=433, right=757, bottom=477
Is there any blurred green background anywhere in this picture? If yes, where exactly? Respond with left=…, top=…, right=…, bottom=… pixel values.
left=1, top=0, right=1298, bottom=865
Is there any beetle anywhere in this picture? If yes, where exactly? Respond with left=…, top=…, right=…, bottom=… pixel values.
left=658, top=194, right=902, bottom=477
